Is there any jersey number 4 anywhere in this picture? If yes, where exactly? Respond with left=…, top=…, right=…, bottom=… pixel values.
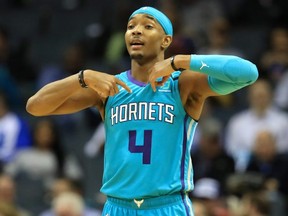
left=128, top=130, right=152, bottom=164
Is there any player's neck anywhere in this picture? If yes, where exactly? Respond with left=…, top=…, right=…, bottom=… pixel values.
left=130, top=56, right=163, bottom=83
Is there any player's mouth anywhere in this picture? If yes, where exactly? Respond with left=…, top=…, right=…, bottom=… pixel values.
left=130, top=41, right=144, bottom=49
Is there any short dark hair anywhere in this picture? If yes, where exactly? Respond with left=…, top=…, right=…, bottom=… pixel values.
left=248, top=192, right=271, bottom=215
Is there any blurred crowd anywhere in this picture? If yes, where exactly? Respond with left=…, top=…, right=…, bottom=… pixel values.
left=0, top=0, right=288, bottom=215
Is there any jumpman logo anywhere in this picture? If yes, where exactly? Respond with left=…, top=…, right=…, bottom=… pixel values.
left=200, top=61, right=209, bottom=70
left=134, top=199, right=144, bottom=208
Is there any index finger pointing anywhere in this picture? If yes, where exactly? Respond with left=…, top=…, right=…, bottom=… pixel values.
left=115, top=78, right=132, bottom=93
left=150, top=81, right=156, bottom=92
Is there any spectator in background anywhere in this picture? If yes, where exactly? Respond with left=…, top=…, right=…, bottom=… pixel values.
left=191, top=199, right=209, bottom=216
left=192, top=117, right=235, bottom=195
left=0, top=91, right=31, bottom=164
left=4, top=117, right=83, bottom=191
left=40, top=178, right=101, bottom=216
left=179, top=0, right=224, bottom=47
left=37, top=42, right=87, bottom=89
left=259, top=26, right=288, bottom=87
left=4, top=118, right=60, bottom=215
left=5, top=118, right=62, bottom=182
left=0, top=202, right=20, bottom=216
left=52, top=192, right=85, bottom=216
left=225, top=172, right=265, bottom=211
left=4, top=118, right=82, bottom=215
left=103, top=4, right=131, bottom=72
left=192, top=178, right=221, bottom=201
left=160, top=1, right=197, bottom=58
left=191, top=178, right=230, bottom=216
left=239, top=192, right=271, bottom=216
left=45, top=178, right=82, bottom=201
left=225, top=79, right=288, bottom=171
left=225, top=171, right=286, bottom=215
left=0, top=174, right=30, bottom=216
left=246, top=130, right=288, bottom=196
left=273, top=69, right=288, bottom=111
left=199, top=17, right=243, bottom=57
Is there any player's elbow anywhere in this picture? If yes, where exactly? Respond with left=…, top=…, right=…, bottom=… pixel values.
left=26, top=97, right=46, bottom=116
left=247, top=63, right=259, bottom=84
left=226, top=57, right=259, bottom=84
left=26, top=98, right=39, bottom=116
left=239, top=61, right=258, bottom=85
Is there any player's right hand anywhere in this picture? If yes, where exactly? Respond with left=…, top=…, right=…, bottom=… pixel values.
left=84, top=70, right=131, bottom=97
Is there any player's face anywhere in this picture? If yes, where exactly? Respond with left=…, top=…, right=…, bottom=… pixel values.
left=125, top=14, right=167, bottom=61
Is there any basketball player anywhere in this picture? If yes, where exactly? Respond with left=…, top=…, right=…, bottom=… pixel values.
left=26, top=6, right=258, bottom=216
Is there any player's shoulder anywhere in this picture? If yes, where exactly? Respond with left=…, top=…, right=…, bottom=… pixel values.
left=115, top=70, right=128, bottom=80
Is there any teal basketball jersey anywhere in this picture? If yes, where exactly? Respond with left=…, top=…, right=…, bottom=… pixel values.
left=101, top=70, right=198, bottom=199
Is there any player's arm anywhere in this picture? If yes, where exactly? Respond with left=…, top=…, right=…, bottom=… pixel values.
left=149, top=54, right=258, bottom=96
left=26, top=70, right=131, bottom=116
left=175, top=54, right=259, bottom=96
left=148, top=54, right=258, bottom=119
left=179, top=54, right=259, bottom=119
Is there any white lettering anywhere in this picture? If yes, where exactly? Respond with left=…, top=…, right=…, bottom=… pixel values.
left=165, top=105, right=174, bottom=123
left=148, top=102, right=156, bottom=120
left=110, top=102, right=175, bottom=125
left=111, top=106, right=118, bottom=125
left=157, top=103, right=164, bottom=121
left=138, top=102, right=148, bottom=120
left=119, top=104, right=128, bottom=122
left=129, top=103, right=137, bottom=121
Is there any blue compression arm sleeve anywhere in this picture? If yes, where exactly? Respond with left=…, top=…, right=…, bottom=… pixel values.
left=189, top=55, right=258, bottom=95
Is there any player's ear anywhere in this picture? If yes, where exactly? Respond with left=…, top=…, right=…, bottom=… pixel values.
left=161, top=35, right=172, bottom=49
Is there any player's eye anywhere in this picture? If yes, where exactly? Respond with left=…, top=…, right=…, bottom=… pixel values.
left=145, top=25, right=153, bottom=29
left=127, top=24, right=134, bottom=30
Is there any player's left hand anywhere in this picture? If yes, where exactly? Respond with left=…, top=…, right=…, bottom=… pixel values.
left=148, top=58, right=174, bottom=92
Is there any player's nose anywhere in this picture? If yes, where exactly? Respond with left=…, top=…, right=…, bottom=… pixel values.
left=132, top=25, right=143, bottom=35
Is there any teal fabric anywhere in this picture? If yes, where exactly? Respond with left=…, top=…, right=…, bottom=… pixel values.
left=129, top=6, right=173, bottom=36
left=189, top=54, right=258, bottom=95
left=101, top=71, right=197, bottom=199
left=102, top=194, right=194, bottom=216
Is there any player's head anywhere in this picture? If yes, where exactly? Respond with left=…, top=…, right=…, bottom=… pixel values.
left=125, top=6, right=173, bottom=61
left=53, top=192, right=84, bottom=216
left=129, top=6, right=173, bottom=37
